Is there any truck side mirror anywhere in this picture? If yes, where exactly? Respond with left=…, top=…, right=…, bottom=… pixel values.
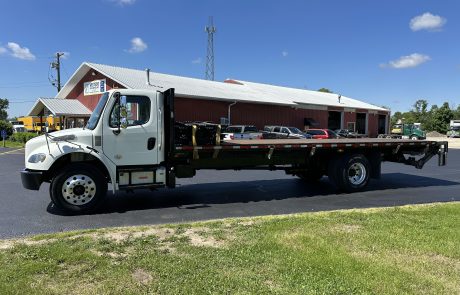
left=112, top=92, right=122, bottom=135
left=120, top=95, right=128, bottom=129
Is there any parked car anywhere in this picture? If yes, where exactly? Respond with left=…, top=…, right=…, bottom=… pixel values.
left=305, top=129, right=339, bottom=139
left=222, top=125, right=262, bottom=140
left=335, top=129, right=366, bottom=138
left=263, top=126, right=311, bottom=139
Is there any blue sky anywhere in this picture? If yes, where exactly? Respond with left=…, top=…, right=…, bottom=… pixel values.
left=1, top=0, right=459, bottom=117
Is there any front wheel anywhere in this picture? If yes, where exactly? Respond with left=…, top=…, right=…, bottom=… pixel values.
left=410, top=135, right=419, bottom=140
left=50, top=163, right=107, bottom=213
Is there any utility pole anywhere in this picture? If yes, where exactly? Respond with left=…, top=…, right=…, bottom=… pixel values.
left=205, top=16, right=216, bottom=81
left=51, top=52, right=65, bottom=92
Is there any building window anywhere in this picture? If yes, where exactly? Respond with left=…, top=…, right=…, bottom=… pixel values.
left=347, top=122, right=356, bottom=132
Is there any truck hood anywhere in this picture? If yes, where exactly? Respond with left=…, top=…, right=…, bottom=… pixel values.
left=25, top=128, right=95, bottom=170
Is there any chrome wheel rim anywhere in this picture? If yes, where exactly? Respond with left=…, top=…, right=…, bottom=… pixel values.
left=348, top=163, right=366, bottom=185
left=62, top=174, right=96, bottom=205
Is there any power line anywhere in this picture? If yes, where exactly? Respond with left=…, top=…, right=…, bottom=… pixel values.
left=0, top=84, right=50, bottom=89
left=61, top=61, right=71, bottom=81
left=0, top=81, right=49, bottom=86
left=9, top=101, right=36, bottom=103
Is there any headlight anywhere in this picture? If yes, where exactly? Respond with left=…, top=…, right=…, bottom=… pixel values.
left=28, top=153, right=47, bottom=163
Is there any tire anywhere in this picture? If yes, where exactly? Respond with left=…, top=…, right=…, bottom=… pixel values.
left=50, top=163, right=107, bottom=213
left=331, top=154, right=371, bottom=192
left=410, top=135, right=418, bottom=140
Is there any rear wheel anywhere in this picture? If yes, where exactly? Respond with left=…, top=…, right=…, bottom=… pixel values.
left=329, top=154, right=371, bottom=192
left=50, top=163, right=107, bottom=213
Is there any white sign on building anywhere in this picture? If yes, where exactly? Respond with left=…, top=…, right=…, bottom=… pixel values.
left=83, top=79, right=106, bottom=96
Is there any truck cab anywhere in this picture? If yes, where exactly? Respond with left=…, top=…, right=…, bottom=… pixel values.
left=391, top=123, right=426, bottom=140
left=21, top=89, right=173, bottom=212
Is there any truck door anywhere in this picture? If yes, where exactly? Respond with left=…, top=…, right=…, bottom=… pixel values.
left=102, top=92, right=161, bottom=166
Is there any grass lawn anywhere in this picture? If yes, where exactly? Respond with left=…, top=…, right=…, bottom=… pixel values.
left=1, top=140, right=24, bottom=148
left=0, top=202, right=459, bottom=294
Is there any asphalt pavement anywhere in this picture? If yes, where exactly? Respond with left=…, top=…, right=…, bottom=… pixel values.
left=1, top=147, right=459, bottom=239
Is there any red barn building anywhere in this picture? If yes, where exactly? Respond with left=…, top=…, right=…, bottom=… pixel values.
left=54, top=62, right=389, bottom=136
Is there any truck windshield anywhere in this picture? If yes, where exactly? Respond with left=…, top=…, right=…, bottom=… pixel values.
left=86, top=92, right=109, bottom=130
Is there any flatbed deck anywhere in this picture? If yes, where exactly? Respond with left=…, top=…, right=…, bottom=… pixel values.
left=175, top=138, right=447, bottom=151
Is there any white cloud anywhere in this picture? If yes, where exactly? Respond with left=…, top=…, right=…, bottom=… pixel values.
left=410, top=12, right=446, bottom=31
left=0, top=46, right=7, bottom=55
left=282, top=50, right=288, bottom=57
left=7, top=42, right=36, bottom=60
left=380, top=53, right=431, bottom=69
left=127, top=37, right=147, bottom=53
left=191, top=57, right=202, bottom=64
left=110, top=0, right=136, bottom=6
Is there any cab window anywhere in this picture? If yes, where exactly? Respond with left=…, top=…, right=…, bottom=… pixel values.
left=109, top=95, right=151, bottom=127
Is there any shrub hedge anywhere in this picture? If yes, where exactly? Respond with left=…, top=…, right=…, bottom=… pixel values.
left=9, top=132, right=39, bottom=143
left=0, top=120, right=14, bottom=136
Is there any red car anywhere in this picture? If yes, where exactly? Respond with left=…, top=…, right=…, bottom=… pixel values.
left=305, top=129, right=339, bottom=139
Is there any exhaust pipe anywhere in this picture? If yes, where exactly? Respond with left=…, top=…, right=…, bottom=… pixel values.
left=146, top=68, right=151, bottom=86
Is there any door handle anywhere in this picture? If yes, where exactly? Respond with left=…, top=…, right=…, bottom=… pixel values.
left=158, top=107, right=162, bottom=150
left=148, top=137, right=156, bottom=150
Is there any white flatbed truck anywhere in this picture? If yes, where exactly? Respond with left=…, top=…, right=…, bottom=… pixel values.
left=21, top=89, right=448, bottom=213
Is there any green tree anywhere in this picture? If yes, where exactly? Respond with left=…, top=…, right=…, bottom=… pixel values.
left=391, top=111, right=403, bottom=126
left=0, top=120, right=13, bottom=136
left=317, top=88, right=333, bottom=93
left=400, top=112, right=416, bottom=124
left=431, top=102, right=453, bottom=134
left=411, top=99, right=429, bottom=126
left=454, top=105, right=460, bottom=119
left=0, top=98, right=9, bottom=121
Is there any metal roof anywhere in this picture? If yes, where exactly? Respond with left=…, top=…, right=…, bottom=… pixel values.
left=57, top=62, right=389, bottom=112
left=28, top=98, right=92, bottom=117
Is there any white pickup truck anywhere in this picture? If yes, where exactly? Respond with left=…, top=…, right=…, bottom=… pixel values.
left=222, top=125, right=262, bottom=140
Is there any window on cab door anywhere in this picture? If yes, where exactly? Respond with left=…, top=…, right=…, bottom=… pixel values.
left=109, top=95, right=151, bottom=128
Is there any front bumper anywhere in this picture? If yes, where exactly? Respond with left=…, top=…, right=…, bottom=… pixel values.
left=21, top=169, right=43, bottom=190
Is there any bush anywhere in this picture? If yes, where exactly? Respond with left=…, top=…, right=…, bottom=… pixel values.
left=0, top=120, right=13, bottom=137
left=9, top=132, right=39, bottom=143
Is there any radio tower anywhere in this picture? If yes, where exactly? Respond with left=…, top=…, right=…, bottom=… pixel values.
left=205, top=16, right=216, bottom=81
